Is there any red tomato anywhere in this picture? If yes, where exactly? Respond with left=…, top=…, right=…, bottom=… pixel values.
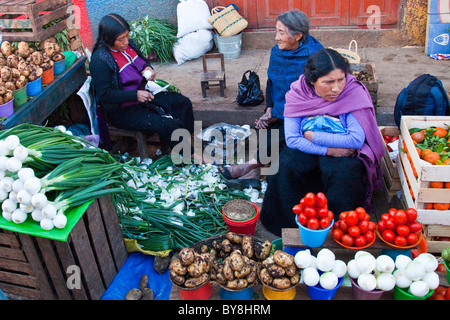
left=388, top=208, right=397, bottom=218
left=354, top=235, right=367, bottom=247
left=318, top=207, right=329, bottom=218
left=332, top=228, right=344, bottom=241
left=390, top=136, right=399, bottom=142
left=408, top=222, right=423, bottom=233
left=397, top=225, right=410, bottom=237
left=382, top=230, right=395, bottom=243
left=444, top=288, right=450, bottom=300
left=394, top=210, right=408, bottom=225
left=345, top=211, right=358, bottom=226
left=381, top=214, right=390, bottom=221
left=406, top=208, right=418, bottom=223
left=377, top=220, right=387, bottom=233
left=307, top=218, right=319, bottom=230
left=363, top=213, right=370, bottom=221
left=405, top=233, right=417, bottom=245
left=327, top=210, right=334, bottom=221
left=434, top=286, right=447, bottom=296
left=320, top=217, right=331, bottom=229
left=339, top=220, right=349, bottom=233
left=341, top=234, right=354, bottom=247
left=339, top=211, right=348, bottom=220
left=364, top=230, right=375, bottom=243
left=316, top=192, right=327, bottom=208
left=358, top=220, right=369, bottom=233
left=348, top=226, right=361, bottom=237
left=355, top=207, right=366, bottom=220
left=394, top=236, right=407, bottom=246
left=386, top=218, right=397, bottom=230
left=304, top=206, right=317, bottom=218
left=292, top=204, right=303, bottom=215
left=368, top=221, right=376, bottom=232
left=298, top=213, right=308, bottom=226
left=383, top=134, right=392, bottom=141
left=437, top=263, right=447, bottom=273
left=433, top=294, right=446, bottom=300
left=303, top=192, right=316, bottom=207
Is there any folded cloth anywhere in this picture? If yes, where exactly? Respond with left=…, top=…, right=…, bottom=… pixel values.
left=301, top=114, right=346, bottom=133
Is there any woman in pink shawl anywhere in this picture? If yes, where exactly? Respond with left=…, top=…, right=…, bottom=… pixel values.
left=260, top=48, right=384, bottom=236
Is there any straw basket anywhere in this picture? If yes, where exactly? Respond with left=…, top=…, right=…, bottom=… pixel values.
left=331, top=40, right=361, bottom=64
left=208, top=6, right=248, bottom=37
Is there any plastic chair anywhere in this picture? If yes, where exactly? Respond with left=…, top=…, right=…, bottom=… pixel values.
left=200, top=53, right=226, bottom=97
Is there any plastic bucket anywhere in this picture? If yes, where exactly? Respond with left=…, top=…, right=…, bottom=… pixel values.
left=214, top=33, right=242, bottom=59
left=393, top=285, right=434, bottom=300
left=262, top=285, right=296, bottom=300
left=179, top=281, right=212, bottom=300
left=295, top=215, right=333, bottom=248
left=220, top=287, right=254, bottom=300
left=54, top=58, right=66, bottom=75
left=380, top=248, right=412, bottom=261
left=41, top=67, right=54, bottom=84
left=349, top=276, right=385, bottom=300
left=12, top=86, right=27, bottom=109
left=307, top=276, right=344, bottom=300
left=445, top=261, right=450, bottom=285
left=0, top=98, right=14, bottom=118
left=222, top=201, right=259, bottom=235
left=26, top=76, right=42, bottom=96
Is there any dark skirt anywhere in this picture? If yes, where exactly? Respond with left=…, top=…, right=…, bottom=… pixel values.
left=260, top=147, right=367, bottom=237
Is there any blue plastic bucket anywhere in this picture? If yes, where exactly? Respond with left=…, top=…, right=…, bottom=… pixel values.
left=307, top=276, right=344, bottom=300
left=26, top=76, right=42, bottom=96
left=220, top=287, right=254, bottom=300
left=0, top=98, right=14, bottom=118
left=54, top=58, right=66, bottom=75
left=295, top=215, right=333, bottom=248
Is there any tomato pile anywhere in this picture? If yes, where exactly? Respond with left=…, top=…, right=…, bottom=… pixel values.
left=292, top=192, right=334, bottom=230
left=331, top=207, right=376, bottom=247
left=377, top=208, right=422, bottom=247
left=383, top=134, right=399, bottom=152
left=428, top=286, right=450, bottom=300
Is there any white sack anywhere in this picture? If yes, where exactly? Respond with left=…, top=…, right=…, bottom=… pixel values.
left=173, top=29, right=213, bottom=65
left=176, top=0, right=212, bottom=38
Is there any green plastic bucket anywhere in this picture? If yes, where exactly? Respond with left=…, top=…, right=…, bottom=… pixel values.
left=13, top=86, right=28, bottom=109
left=393, top=285, right=434, bottom=300
left=445, top=261, right=450, bottom=285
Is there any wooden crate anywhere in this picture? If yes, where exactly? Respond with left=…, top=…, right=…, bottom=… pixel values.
left=350, top=63, right=378, bottom=105
left=0, top=0, right=74, bottom=42
left=379, top=126, right=401, bottom=198
left=0, top=195, right=127, bottom=300
left=423, top=224, right=450, bottom=254
left=397, top=116, right=450, bottom=224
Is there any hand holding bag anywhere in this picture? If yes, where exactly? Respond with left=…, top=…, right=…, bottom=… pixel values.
left=237, top=70, right=264, bottom=107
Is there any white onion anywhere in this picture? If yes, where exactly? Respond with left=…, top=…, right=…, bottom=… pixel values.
left=405, top=260, right=426, bottom=281
left=31, top=208, right=43, bottom=222
left=13, top=146, right=28, bottom=161
left=415, top=253, right=438, bottom=272
left=319, top=271, right=338, bottom=290
left=410, top=280, right=429, bottom=297
left=422, top=272, right=439, bottom=290
left=294, top=249, right=313, bottom=269
left=11, top=209, right=27, bottom=224
left=5, top=135, right=20, bottom=150
left=317, top=248, right=335, bottom=260
left=2, top=211, right=12, bottom=221
left=376, top=272, right=396, bottom=291
left=0, top=170, right=5, bottom=179
left=347, top=259, right=361, bottom=279
left=0, top=189, right=8, bottom=201
left=357, top=273, right=377, bottom=291
left=0, top=141, right=10, bottom=156
left=316, top=253, right=335, bottom=272
left=41, top=203, right=57, bottom=219
left=2, top=198, right=17, bottom=212
left=18, top=167, right=35, bottom=182
left=0, top=176, right=14, bottom=192
left=12, top=179, right=24, bottom=193
left=393, top=269, right=412, bottom=288
left=8, top=190, right=17, bottom=203
left=31, top=193, right=48, bottom=209
left=19, top=203, right=34, bottom=213
left=40, top=218, right=54, bottom=230
left=376, top=255, right=395, bottom=273
left=332, top=260, right=347, bottom=278
left=24, top=177, right=41, bottom=195
left=356, top=253, right=376, bottom=274
left=0, top=156, right=8, bottom=170
left=395, top=255, right=412, bottom=271
left=16, top=189, right=32, bottom=205
left=302, top=267, right=320, bottom=287
left=52, top=214, right=67, bottom=229
left=5, top=157, right=22, bottom=172
left=54, top=125, right=66, bottom=132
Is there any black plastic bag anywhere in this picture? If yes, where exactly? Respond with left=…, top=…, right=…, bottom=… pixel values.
left=236, top=70, right=264, bottom=106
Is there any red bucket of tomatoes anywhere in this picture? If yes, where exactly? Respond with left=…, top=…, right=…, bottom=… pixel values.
left=293, top=192, right=334, bottom=248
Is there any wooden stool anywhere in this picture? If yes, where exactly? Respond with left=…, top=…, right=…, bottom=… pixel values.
left=201, top=53, right=226, bottom=97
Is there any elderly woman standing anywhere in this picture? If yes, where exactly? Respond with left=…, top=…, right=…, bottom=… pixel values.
left=220, top=10, right=323, bottom=184
left=260, top=49, right=385, bottom=236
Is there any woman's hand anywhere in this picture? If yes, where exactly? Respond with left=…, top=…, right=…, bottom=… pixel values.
left=303, top=130, right=314, bottom=142
left=255, top=108, right=272, bottom=129
left=142, top=67, right=156, bottom=81
left=326, top=147, right=356, bottom=157
left=137, top=90, right=154, bottom=103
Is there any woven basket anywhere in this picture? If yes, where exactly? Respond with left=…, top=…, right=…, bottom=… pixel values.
left=208, top=6, right=248, bottom=37
left=331, top=40, right=361, bottom=64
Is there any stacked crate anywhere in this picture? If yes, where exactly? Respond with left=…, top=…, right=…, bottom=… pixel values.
left=379, top=126, right=402, bottom=200
left=397, top=116, right=450, bottom=253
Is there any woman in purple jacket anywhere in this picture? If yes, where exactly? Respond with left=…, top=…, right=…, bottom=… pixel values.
left=260, top=49, right=385, bottom=236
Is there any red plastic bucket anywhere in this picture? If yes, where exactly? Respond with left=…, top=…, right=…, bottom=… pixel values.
left=222, top=201, right=259, bottom=235
left=179, top=281, right=212, bottom=300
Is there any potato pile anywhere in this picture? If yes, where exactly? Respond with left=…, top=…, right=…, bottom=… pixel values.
left=259, top=250, right=300, bottom=290
left=169, top=247, right=212, bottom=289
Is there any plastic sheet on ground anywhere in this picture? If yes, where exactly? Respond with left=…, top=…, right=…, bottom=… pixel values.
left=101, top=252, right=172, bottom=300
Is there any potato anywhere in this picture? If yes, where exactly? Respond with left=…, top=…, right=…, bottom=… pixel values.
left=259, top=268, right=273, bottom=285
left=187, top=255, right=208, bottom=278
left=11, top=68, right=20, bottom=80
left=4, top=82, right=15, bottom=91
left=44, top=42, right=56, bottom=57
left=52, top=52, right=65, bottom=62
left=0, top=96, right=4, bottom=105
left=1, top=67, right=12, bottom=82
left=15, top=75, right=28, bottom=89
left=141, top=287, right=154, bottom=300
left=261, top=257, right=274, bottom=269
left=6, top=55, right=20, bottom=69
left=241, top=236, right=254, bottom=258
left=246, top=270, right=257, bottom=284
left=267, top=263, right=286, bottom=278
left=125, top=288, right=142, bottom=300
left=35, top=67, right=43, bottom=78
left=18, top=61, right=30, bottom=77
left=229, top=251, right=244, bottom=271
left=285, top=263, right=298, bottom=277
left=17, top=42, right=30, bottom=58
left=139, top=274, right=148, bottom=291
left=234, top=264, right=251, bottom=279
left=28, top=72, right=37, bottom=82
left=272, top=277, right=291, bottom=290
left=31, top=51, right=44, bottom=66
left=273, top=250, right=294, bottom=268
left=184, top=273, right=208, bottom=288
left=1, top=41, right=13, bottom=57
left=0, top=85, right=6, bottom=96
left=3, top=90, right=12, bottom=103
left=216, top=272, right=227, bottom=285
left=169, top=258, right=187, bottom=276
left=255, top=240, right=272, bottom=260
left=227, top=279, right=248, bottom=290
left=169, top=270, right=185, bottom=286
left=290, top=273, right=300, bottom=286
left=225, top=232, right=242, bottom=244
left=220, top=239, right=233, bottom=253
left=0, top=57, right=6, bottom=67
left=178, top=247, right=195, bottom=266
left=223, top=259, right=234, bottom=281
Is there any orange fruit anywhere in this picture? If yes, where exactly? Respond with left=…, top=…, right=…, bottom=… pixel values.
left=411, top=131, right=425, bottom=143
left=421, top=148, right=433, bottom=160
left=445, top=182, right=450, bottom=188
left=442, top=159, right=450, bottom=165
left=433, top=203, right=450, bottom=210
left=415, top=147, right=421, bottom=157
left=425, top=203, right=433, bottom=209
left=424, top=151, right=440, bottom=165
left=433, top=127, right=448, bottom=138
left=430, top=181, right=444, bottom=188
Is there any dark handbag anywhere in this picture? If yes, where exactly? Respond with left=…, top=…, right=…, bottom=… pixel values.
left=237, top=70, right=264, bottom=106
